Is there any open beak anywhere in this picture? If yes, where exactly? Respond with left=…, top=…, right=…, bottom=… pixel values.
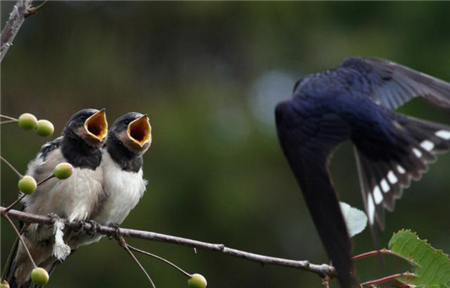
left=84, top=109, right=108, bottom=143
left=127, top=115, right=151, bottom=147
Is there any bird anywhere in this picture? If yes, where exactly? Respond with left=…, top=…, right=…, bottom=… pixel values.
left=5, top=108, right=108, bottom=288
left=79, top=112, right=152, bottom=246
left=275, top=57, right=450, bottom=288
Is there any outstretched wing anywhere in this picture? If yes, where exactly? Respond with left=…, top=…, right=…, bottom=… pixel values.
left=342, top=57, right=450, bottom=229
left=275, top=100, right=353, bottom=288
left=354, top=115, right=450, bottom=229
left=341, top=57, right=450, bottom=110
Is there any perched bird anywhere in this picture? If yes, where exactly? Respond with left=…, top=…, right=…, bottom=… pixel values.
left=275, top=57, right=450, bottom=288
left=81, top=112, right=151, bottom=245
left=5, top=108, right=108, bottom=287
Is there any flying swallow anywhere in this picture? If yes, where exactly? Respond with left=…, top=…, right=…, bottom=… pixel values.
left=275, top=57, right=450, bottom=287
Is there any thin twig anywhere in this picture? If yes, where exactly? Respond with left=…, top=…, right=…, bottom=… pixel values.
left=1, top=120, right=19, bottom=125
left=0, top=115, right=19, bottom=121
left=353, top=249, right=417, bottom=267
left=25, top=0, right=49, bottom=18
left=0, top=156, right=24, bottom=178
left=117, top=236, right=156, bottom=288
left=2, top=213, right=37, bottom=268
left=3, top=194, right=26, bottom=213
left=127, top=244, right=192, bottom=278
left=0, top=207, right=337, bottom=279
left=37, top=174, right=55, bottom=186
left=0, top=0, right=34, bottom=62
left=359, top=272, right=416, bottom=287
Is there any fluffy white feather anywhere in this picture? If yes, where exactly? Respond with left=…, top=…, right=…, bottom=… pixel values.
left=94, top=151, right=146, bottom=225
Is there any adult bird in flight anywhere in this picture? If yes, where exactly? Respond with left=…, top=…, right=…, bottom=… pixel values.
left=275, top=57, right=450, bottom=288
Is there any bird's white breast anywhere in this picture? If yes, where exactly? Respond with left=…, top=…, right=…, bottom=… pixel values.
left=24, top=149, right=104, bottom=222
left=94, top=151, right=146, bottom=225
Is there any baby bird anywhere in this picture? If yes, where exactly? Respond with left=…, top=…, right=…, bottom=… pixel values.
left=5, top=108, right=108, bottom=287
left=83, top=112, right=152, bottom=245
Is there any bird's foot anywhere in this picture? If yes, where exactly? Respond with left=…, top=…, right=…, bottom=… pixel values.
left=72, top=220, right=84, bottom=232
left=82, top=220, right=101, bottom=236
left=46, top=213, right=60, bottom=223
left=44, top=213, right=61, bottom=230
left=109, top=223, right=125, bottom=246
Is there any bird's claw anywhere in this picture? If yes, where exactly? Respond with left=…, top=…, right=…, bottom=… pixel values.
left=46, top=212, right=59, bottom=220
left=109, top=223, right=124, bottom=246
left=46, top=213, right=60, bottom=226
left=82, top=220, right=101, bottom=237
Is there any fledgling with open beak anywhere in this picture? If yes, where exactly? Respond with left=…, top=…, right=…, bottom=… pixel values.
left=81, top=112, right=152, bottom=245
left=5, top=108, right=108, bottom=288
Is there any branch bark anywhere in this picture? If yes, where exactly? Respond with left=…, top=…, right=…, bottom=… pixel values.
left=0, top=206, right=336, bottom=279
left=0, top=0, right=34, bottom=62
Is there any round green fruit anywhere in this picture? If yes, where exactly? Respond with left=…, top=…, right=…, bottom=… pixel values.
left=53, top=163, right=73, bottom=180
left=31, top=267, right=49, bottom=286
left=0, top=280, right=10, bottom=288
left=188, top=274, right=207, bottom=288
left=18, top=113, right=38, bottom=130
left=18, top=176, right=37, bottom=195
left=34, top=120, right=54, bottom=137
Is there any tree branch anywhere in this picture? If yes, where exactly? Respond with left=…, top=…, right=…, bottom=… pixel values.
left=0, top=206, right=336, bottom=279
left=0, top=0, right=34, bottom=62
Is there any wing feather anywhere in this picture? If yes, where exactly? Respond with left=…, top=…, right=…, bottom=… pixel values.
left=341, top=57, right=450, bottom=110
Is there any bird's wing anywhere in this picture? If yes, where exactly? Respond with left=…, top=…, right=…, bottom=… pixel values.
left=37, top=136, right=63, bottom=161
left=341, top=57, right=450, bottom=110
left=275, top=100, right=353, bottom=288
left=342, top=57, right=450, bottom=229
left=354, top=116, right=450, bottom=229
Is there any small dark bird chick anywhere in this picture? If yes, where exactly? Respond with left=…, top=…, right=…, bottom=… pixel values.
left=275, top=57, right=450, bottom=288
left=82, top=112, right=152, bottom=245
left=5, top=108, right=108, bottom=288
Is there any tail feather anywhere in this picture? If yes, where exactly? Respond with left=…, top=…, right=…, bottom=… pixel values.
left=2, top=237, right=20, bottom=287
left=355, top=115, right=450, bottom=229
left=5, top=241, right=36, bottom=288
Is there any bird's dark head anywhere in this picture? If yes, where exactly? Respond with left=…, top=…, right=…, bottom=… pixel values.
left=109, top=112, right=152, bottom=155
left=63, top=108, right=108, bottom=147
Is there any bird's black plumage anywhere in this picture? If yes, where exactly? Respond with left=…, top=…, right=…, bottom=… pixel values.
left=60, top=108, right=106, bottom=169
left=275, top=57, right=450, bottom=288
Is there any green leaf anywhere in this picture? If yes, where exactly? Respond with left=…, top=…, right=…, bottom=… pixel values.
left=388, top=230, right=450, bottom=287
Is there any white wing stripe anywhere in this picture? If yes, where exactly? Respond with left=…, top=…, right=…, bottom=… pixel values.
left=367, top=194, right=375, bottom=224
left=373, top=186, right=383, bottom=205
left=413, top=148, right=422, bottom=158
left=420, top=140, right=435, bottom=151
left=387, top=171, right=398, bottom=184
left=436, top=130, right=450, bottom=140
left=380, top=179, right=390, bottom=193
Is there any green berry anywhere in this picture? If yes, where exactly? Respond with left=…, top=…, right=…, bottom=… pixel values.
left=1, top=280, right=10, bottom=288
left=34, top=120, right=54, bottom=137
left=18, top=176, right=37, bottom=195
left=31, top=267, right=49, bottom=286
left=188, top=274, right=207, bottom=288
left=18, top=113, right=38, bottom=130
left=53, top=163, right=73, bottom=180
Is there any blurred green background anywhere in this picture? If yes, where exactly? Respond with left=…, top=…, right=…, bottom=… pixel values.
left=1, top=2, right=450, bottom=287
